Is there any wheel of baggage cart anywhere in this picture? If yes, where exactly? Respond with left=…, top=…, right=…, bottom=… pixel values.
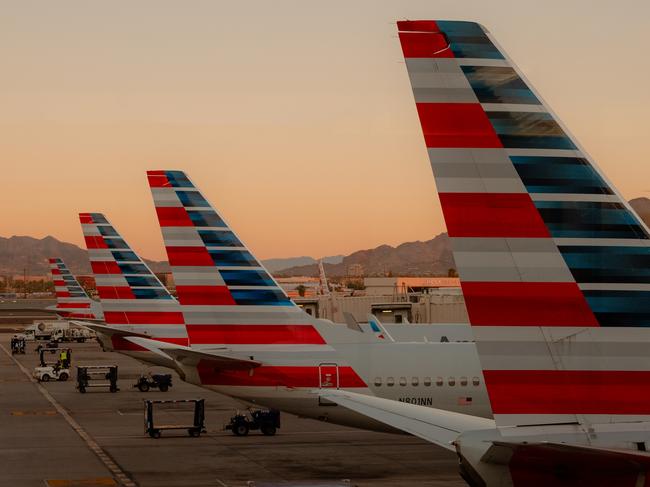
left=261, top=424, right=277, bottom=436
left=232, top=422, right=249, bottom=436
left=109, top=385, right=118, bottom=393
left=79, top=386, right=86, bottom=393
left=138, top=381, right=150, bottom=392
left=159, top=384, right=169, bottom=392
left=58, top=372, right=69, bottom=381
left=149, top=429, right=161, bottom=439
left=41, top=374, right=50, bottom=382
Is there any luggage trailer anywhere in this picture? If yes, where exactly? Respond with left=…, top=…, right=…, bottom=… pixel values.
left=144, top=398, right=206, bottom=438
left=76, top=365, right=119, bottom=393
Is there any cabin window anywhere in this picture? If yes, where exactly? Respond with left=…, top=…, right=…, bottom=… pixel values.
left=374, top=377, right=382, bottom=387
left=472, top=377, right=480, bottom=386
left=411, top=377, right=419, bottom=386
left=423, top=377, right=432, bottom=387
left=387, top=377, right=395, bottom=387
left=460, top=376, right=468, bottom=387
left=399, top=377, right=407, bottom=386
left=436, top=377, right=443, bottom=387
left=448, top=377, right=456, bottom=386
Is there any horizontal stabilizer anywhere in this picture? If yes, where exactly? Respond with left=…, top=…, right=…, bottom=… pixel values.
left=318, top=389, right=494, bottom=451
left=125, top=336, right=262, bottom=371
left=481, top=441, right=650, bottom=484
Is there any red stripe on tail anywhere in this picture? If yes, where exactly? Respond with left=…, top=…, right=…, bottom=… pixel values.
left=96, top=286, right=135, bottom=300
left=176, top=285, right=235, bottom=305
left=485, top=370, right=650, bottom=415
left=147, top=171, right=171, bottom=188
left=166, top=246, right=214, bottom=266
left=85, top=236, right=108, bottom=249
left=439, top=193, right=550, bottom=238
left=155, top=207, right=194, bottom=227
left=398, top=32, right=452, bottom=59
left=461, top=282, right=598, bottom=327
left=416, top=103, right=502, bottom=148
left=104, top=311, right=185, bottom=325
left=91, top=261, right=122, bottom=275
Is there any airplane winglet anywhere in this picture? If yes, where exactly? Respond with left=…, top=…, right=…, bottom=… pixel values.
left=368, top=314, right=395, bottom=342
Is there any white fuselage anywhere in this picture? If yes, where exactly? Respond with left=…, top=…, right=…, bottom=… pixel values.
left=113, top=320, right=491, bottom=432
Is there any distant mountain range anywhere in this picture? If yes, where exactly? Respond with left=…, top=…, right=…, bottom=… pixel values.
left=262, top=255, right=344, bottom=272
left=2, top=197, right=649, bottom=278
left=275, top=232, right=455, bottom=277
left=0, top=235, right=169, bottom=277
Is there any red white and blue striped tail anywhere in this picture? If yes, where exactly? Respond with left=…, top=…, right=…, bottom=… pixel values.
left=398, top=20, right=650, bottom=428
left=78, top=212, right=189, bottom=348
left=48, top=258, right=103, bottom=321
left=147, top=170, right=324, bottom=347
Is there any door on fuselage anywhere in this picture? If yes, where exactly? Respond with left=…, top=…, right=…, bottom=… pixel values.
left=318, top=363, right=339, bottom=406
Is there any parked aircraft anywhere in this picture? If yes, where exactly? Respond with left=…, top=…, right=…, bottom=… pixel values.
left=319, top=19, right=650, bottom=486
left=77, top=172, right=490, bottom=430
left=47, top=258, right=103, bottom=321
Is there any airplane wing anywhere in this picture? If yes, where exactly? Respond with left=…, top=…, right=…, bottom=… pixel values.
left=70, top=321, right=151, bottom=338
left=318, top=389, right=495, bottom=451
left=125, top=336, right=261, bottom=371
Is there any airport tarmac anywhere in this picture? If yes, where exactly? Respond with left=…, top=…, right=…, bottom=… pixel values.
left=0, top=332, right=464, bottom=487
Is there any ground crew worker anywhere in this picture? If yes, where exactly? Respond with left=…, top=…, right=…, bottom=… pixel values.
left=59, top=349, right=69, bottom=368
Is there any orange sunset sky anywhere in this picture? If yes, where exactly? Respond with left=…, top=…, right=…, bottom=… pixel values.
left=1, top=1, right=649, bottom=261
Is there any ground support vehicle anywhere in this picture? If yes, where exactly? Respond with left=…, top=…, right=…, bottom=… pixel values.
left=225, top=408, right=281, bottom=436
left=51, top=327, right=95, bottom=343
left=33, top=348, right=71, bottom=382
left=144, top=398, right=205, bottom=438
left=133, top=373, right=172, bottom=392
left=76, top=365, right=118, bottom=393
left=24, top=321, right=69, bottom=341
left=10, top=336, right=26, bottom=354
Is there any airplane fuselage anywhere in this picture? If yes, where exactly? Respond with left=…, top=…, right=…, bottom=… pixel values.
left=114, top=322, right=491, bottom=432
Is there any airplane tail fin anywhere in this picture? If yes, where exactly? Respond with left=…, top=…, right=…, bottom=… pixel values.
left=146, top=171, right=324, bottom=346
left=398, top=20, right=650, bottom=428
left=48, top=258, right=102, bottom=320
left=78, top=212, right=188, bottom=347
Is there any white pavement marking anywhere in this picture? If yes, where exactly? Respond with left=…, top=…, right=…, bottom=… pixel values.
left=0, top=343, right=137, bottom=487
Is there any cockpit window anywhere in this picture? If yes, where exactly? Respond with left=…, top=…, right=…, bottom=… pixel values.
left=374, top=377, right=382, bottom=386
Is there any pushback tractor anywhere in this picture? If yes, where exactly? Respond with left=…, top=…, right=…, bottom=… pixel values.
left=225, top=408, right=281, bottom=436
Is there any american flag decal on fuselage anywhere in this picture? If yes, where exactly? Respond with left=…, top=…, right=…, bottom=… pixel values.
left=398, top=20, right=650, bottom=427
